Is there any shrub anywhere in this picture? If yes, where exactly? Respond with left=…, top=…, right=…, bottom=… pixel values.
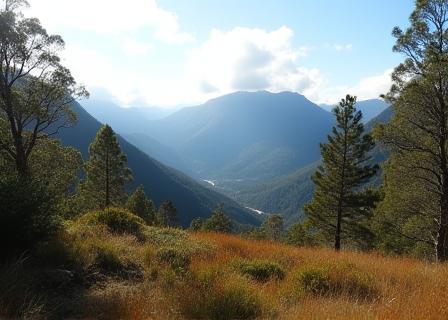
left=94, top=243, right=124, bottom=274
left=297, top=266, right=330, bottom=295
left=89, top=242, right=143, bottom=280
left=234, top=259, right=285, bottom=282
left=0, top=177, right=62, bottom=259
left=296, top=264, right=379, bottom=300
left=156, top=247, right=190, bottom=271
left=179, top=277, right=262, bottom=320
left=78, top=208, right=146, bottom=239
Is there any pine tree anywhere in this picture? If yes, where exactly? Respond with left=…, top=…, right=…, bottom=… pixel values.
left=304, top=95, right=379, bottom=251
left=80, top=125, right=132, bottom=209
left=157, top=200, right=177, bottom=227
left=126, top=185, right=156, bottom=225
left=203, top=204, right=232, bottom=233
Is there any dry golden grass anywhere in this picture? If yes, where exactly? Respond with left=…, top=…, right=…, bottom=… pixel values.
left=4, top=220, right=448, bottom=319
left=188, top=232, right=448, bottom=320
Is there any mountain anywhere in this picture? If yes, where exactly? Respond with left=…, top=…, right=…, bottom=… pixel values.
left=320, top=99, right=389, bottom=122
left=122, top=132, right=191, bottom=175
left=232, top=106, right=394, bottom=224
left=145, top=91, right=335, bottom=184
left=82, top=99, right=174, bottom=132
left=56, top=101, right=261, bottom=227
left=81, top=99, right=189, bottom=175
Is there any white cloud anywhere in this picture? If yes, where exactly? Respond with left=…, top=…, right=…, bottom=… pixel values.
left=121, top=38, right=152, bottom=55
left=26, top=0, right=194, bottom=44
left=315, top=69, right=393, bottom=104
left=21, top=0, right=392, bottom=108
left=185, top=26, right=323, bottom=100
left=332, top=43, right=353, bottom=52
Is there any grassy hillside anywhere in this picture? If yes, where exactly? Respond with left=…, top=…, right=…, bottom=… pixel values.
left=56, top=101, right=260, bottom=227
left=4, top=212, right=447, bottom=319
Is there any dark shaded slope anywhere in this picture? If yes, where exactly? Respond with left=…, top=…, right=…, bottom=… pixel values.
left=57, top=101, right=261, bottom=227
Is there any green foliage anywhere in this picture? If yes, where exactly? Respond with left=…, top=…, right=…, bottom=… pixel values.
left=233, top=259, right=285, bottom=282
left=190, top=217, right=205, bottom=231
left=78, top=124, right=132, bottom=209
left=126, top=185, right=156, bottom=225
left=156, top=200, right=178, bottom=227
left=156, top=247, right=191, bottom=271
left=297, top=267, right=330, bottom=295
left=286, top=220, right=321, bottom=246
left=262, top=214, right=284, bottom=240
left=305, top=95, right=379, bottom=250
left=0, top=1, right=87, bottom=178
left=28, top=139, right=84, bottom=196
left=78, top=208, right=146, bottom=239
left=0, top=177, right=62, bottom=258
left=202, top=205, right=233, bottom=233
left=373, top=0, right=448, bottom=261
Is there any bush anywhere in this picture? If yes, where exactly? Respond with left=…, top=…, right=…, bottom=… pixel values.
left=156, top=247, right=190, bottom=271
left=179, top=277, right=262, bottom=320
left=78, top=208, right=146, bottom=239
left=94, top=243, right=124, bottom=274
left=297, top=266, right=330, bottom=295
left=234, top=259, right=285, bottom=282
left=0, top=177, right=62, bottom=259
left=296, top=264, right=379, bottom=300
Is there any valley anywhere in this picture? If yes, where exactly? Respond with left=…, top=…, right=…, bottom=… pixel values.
left=85, top=91, right=389, bottom=223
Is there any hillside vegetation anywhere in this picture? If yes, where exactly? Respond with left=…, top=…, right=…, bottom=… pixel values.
left=3, top=211, right=447, bottom=319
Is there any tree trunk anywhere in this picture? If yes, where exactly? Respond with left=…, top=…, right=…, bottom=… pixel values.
left=105, top=151, right=110, bottom=208
left=436, top=181, right=448, bottom=261
left=436, top=95, right=448, bottom=262
left=14, top=132, right=29, bottom=180
left=335, top=207, right=342, bottom=251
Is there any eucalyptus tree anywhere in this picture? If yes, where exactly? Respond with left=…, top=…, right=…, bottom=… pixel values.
left=375, top=0, right=448, bottom=261
left=0, top=0, right=87, bottom=178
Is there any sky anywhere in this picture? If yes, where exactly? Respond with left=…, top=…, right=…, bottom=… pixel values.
left=25, top=0, right=415, bottom=108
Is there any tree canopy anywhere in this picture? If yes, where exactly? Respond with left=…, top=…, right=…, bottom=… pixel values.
left=305, top=95, right=379, bottom=251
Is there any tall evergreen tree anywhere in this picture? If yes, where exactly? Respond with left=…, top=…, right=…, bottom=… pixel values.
left=126, top=185, right=156, bottom=225
left=79, top=125, right=132, bottom=209
left=157, top=200, right=177, bottom=227
left=375, top=0, right=448, bottom=262
left=304, top=95, right=379, bottom=251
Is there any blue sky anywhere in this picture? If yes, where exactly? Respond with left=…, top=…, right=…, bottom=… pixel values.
left=27, top=0, right=414, bottom=107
